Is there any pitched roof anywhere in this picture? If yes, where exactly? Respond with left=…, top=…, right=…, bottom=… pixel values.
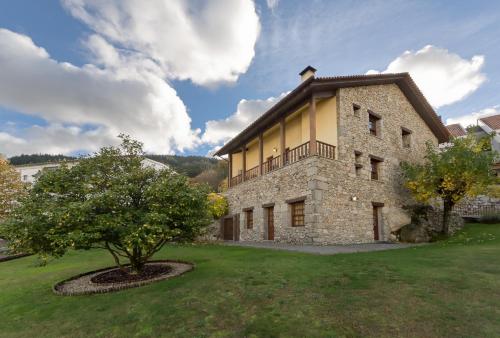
left=214, top=72, right=450, bottom=156
left=479, top=114, right=500, bottom=130
left=446, top=123, right=467, bottom=137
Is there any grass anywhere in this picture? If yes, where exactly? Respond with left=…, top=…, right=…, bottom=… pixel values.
left=1, top=224, right=499, bottom=338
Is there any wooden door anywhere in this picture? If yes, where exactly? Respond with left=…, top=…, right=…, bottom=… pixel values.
left=267, top=207, right=274, bottom=240
left=223, top=217, right=234, bottom=240
left=373, top=206, right=379, bottom=241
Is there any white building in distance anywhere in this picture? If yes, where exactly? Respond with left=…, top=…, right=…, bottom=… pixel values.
left=15, top=158, right=169, bottom=184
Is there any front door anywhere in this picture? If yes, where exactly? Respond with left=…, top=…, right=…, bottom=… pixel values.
left=223, top=217, right=233, bottom=240
left=373, top=206, right=380, bottom=241
left=267, top=207, right=274, bottom=240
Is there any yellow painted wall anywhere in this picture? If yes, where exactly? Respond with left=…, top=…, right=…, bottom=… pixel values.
left=316, top=96, right=337, bottom=146
left=230, top=96, right=337, bottom=178
left=246, top=138, right=259, bottom=169
left=231, top=152, right=243, bottom=177
left=263, top=124, right=280, bottom=160
left=301, top=108, right=310, bottom=144
left=285, top=111, right=302, bottom=149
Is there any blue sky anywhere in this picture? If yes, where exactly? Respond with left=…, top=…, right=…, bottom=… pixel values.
left=0, top=0, right=499, bottom=157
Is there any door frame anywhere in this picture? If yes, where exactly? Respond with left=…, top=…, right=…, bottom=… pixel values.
left=262, top=203, right=275, bottom=240
left=372, top=202, right=384, bottom=241
left=221, top=214, right=239, bottom=241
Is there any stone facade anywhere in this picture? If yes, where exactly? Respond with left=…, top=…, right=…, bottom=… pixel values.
left=220, top=84, right=440, bottom=244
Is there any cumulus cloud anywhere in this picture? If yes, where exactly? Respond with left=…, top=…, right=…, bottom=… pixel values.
left=202, top=92, right=288, bottom=147
left=266, top=0, right=280, bottom=11
left=0, top=0, right=261, bottom=156
left=0, top=28, right=198, bottom=156
left=367, top=45, right=486, bottom=108
left=446, top=105, right=500, bottom=128
left=61, top=0, right=260, bottom=86
left=0, top=125, right=114, bottom=156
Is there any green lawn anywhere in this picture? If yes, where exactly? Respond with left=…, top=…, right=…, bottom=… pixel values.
left=1, top=224, right=499, bottom=338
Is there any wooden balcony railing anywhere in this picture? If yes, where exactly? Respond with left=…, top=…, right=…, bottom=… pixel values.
left=229, top=141, right=335, bottom=187
left=285, top=142, right=310, bottom=165
left=230, top=174, right=242, bottom=187
left=317, top=140, right=335, bottom=159
left=263, top=155, right=281, bottom=174
left=244, top=165, right=259, bottom=181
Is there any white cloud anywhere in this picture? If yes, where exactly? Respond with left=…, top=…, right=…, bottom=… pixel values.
left=202, top=92, right=288, bottom=147
left=266, top=0, right=280, bottom=11
left=446, top=105, right=500, bottom=128
left=0, top=132, right=27, bottom=146
left=0, top=125, right=113, bottom=156
left=61, top=0, right=260, bottom=86
left=0, top=28, right=198, bottom=156
left=0, top=0, right=261, bottom=156
left=367, top=45, right=486, bottom=108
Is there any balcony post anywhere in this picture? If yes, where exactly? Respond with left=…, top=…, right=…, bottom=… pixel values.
left=259, top=133, right=263, bottom=175
left=242, top=146, right=246, bottom=182
left=309, top=95, right=317, bottom=156
left=228, top=153, right=232, bottom=187
left=280, top=117, right=286, bottom=166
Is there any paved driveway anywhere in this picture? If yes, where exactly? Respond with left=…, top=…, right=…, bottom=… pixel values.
left=224, top=241, right=422, bottom=255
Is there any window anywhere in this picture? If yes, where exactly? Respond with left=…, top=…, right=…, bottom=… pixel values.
left=23, top=175, right=28, bottom=181
left=370, top=157, right=382, bottom=180
left=368, top=111, right=380, bottom=136
left=354, top=151, right=362, bottom=177
left=353, top=103, right=361, bottom=117
left=402, top=128, right=412, bottom=148
left=291, top=201, right=305, bottom=227
left=245, top=209, right=253, bottom=229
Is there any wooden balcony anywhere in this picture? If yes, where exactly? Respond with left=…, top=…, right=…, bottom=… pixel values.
left=229, top=141, right=335, bottom=188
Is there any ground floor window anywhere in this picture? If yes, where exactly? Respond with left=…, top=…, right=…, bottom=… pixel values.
left=291, top=201, right=305, bottom=227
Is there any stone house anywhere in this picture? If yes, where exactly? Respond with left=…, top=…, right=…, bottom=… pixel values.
left=213, top=67, right=450, bottom=244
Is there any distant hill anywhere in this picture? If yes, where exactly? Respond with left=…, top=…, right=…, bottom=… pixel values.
left=8, top=154, right=77, bottom=166
left=144, top=155, right=220, bottom=178
left=8, top=153, right=225, bottom=180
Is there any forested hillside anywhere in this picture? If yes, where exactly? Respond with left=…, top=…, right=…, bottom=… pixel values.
left=8, top=153, right=228, bottom=191
left=8, top=154, right=77, bottom=165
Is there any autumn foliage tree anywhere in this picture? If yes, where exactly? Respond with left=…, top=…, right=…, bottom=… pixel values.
left=0, top=156, right=25, bottom=222
left=401, top=133, right=497, bottom=234
left=1, top=136, right=212, bottom=273
left=207, top=193, right=228, bottom=219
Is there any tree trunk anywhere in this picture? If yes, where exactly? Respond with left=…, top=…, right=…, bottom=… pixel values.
left=129, top=257, right=145, bottom=274
left=105, top=242, right=126, bottom=273
left=442, top=199, right=454, bottom=235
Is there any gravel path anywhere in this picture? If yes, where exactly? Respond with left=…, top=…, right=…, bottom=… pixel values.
left=225, top=241, right=422, bottom=255
left=54, top=260, right=193, bottom=295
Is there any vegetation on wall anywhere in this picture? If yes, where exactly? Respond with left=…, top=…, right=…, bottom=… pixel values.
left=1, top=136, right=212, bottom=273
left=401, top=133, right=497, bottom=234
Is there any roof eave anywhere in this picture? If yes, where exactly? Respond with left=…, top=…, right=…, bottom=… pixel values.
left=214, top=73, right=450, bottom=156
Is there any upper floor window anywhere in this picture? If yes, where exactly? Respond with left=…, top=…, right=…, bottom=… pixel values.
left=368, top=111, right=381, bottom=136
left=402, top=128, right=412, bottom=148
left=291, top=201, right=305, bottom=227
left=353, top=103, right=361, bottom=117
left=245, top=209, right=253, bottom=229
left=354, top=151, right=363, bottom=177
left=370, top=157, right=383, bottom=180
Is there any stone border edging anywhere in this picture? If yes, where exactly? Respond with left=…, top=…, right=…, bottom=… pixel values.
left=0, top=253, right=32, bottom=263
left=53, top=259, right=194, bottom=296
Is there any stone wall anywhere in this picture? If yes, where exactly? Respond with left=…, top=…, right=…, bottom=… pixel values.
left=225, top=157, right=316, bottom=244
left=220, top=84, right=440, bottom=244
